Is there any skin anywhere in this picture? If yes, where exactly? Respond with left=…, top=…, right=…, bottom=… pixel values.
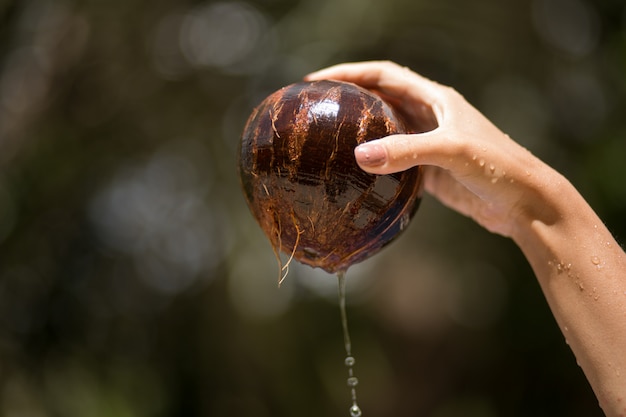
left=305, top=61, right=626, bottom=416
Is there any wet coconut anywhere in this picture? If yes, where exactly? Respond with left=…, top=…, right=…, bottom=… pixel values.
left=239, top=80, right=424, bottom=276
left=239, top=80, right=425, bottom=417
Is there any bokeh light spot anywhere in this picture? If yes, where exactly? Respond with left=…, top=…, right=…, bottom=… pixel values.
left=89, top=145, right=225, bottom=294
left=179, top=1, right=274, bottom=74
left=532, top=0, right=600, bottom=57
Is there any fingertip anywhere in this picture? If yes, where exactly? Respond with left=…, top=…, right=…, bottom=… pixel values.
left=354, top=142, right=387, bottom=168
left=354, top=140, right=407, bottom=175
left=302, top=72, right=318, bottom=81
left=304, top=64, right=346, bottom=81
left=357, top=134, right=435, bottom=175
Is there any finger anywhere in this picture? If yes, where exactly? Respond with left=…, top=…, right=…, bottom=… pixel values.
left=354, top=131, right=464, bottom=175
left=306, top=61, right=443, bottom=132
left=424, top=166, right=514, bottom=237
left=423, top=166, right=480, bottom=221
left=305, top=61, right=436, bottom=98
left=306, top=62, right=441, bottom=106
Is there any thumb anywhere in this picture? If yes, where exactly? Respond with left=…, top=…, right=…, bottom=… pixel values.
left=354, top=131, right=448, bottom=175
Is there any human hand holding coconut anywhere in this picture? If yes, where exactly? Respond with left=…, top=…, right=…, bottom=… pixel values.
left=306, top=60, right=626, bottom=417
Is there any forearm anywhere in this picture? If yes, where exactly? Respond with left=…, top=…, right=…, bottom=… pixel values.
left=512, top=170, right=626, bottom=416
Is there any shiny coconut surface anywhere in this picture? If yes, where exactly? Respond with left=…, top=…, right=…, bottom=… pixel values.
left=239, top=80, right=424, bottom=273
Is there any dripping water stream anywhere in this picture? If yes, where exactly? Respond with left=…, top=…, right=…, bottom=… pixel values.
left=337, top=271, right=363, bottom=417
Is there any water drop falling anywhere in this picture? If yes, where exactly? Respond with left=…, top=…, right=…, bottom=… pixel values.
left=350, top=404, right=363, bottom=417
left=337, top=271, right=363, bottom=416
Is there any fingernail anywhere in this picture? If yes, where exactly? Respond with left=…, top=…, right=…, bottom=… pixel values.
left=355, top=143, right=386, bottom=167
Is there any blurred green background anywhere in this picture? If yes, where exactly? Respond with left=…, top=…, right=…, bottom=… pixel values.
left=0, top=0, right=625, bottom=415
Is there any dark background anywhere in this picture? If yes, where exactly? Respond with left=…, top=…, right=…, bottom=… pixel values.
left=0, top=0, right=625, bottom=415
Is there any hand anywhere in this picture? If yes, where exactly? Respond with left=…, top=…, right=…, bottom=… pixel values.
left=308, top=61, right=626, bottom=417
left=305, top=61, right=562, bottom=241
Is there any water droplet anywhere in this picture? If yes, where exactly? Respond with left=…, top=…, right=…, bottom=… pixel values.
left=471, top=154, right=477, bottom=161
left=563, top=326, right=569, bottom=332
left=350, top=405, right=362, bottom=417
left=489, top=163, right=495, bottom=173
left=347, top=377, right=359, bottom=387
left=399, top=212, right=410, bottom=231
left=553, top=261, right=571, bottom=274
left=591, top=256, right=600, bottom=265
left=491, top=177, right=498, bottom=184
left=345, top=356, right=355, bottom=367
left=478, top=159, right=485, bottom=167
